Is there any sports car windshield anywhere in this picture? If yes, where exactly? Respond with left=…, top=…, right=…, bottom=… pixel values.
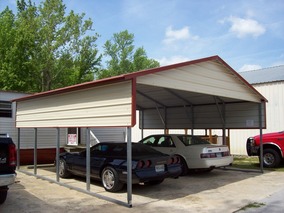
left=177, top=135, right=210, bottom=146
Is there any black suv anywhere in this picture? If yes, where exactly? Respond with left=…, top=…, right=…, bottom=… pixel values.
left=0, top=134, right=16, bottom=204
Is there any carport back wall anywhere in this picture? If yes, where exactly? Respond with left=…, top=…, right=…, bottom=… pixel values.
left=139, top=102, right=265, bottom=129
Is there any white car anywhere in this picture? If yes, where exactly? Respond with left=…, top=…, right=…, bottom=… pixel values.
left=139, top=134, right=233, bottom=175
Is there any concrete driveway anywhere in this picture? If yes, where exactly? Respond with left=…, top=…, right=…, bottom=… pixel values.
left=1, top=167, right=284, bottom=213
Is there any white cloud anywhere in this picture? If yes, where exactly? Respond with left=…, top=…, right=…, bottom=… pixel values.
left=227, top=16, right=266, bottom=38
left=163, top=26, right=199, bottom=44
left=239, top=64, right=262, bottom=72
left=157, top=55, right=191, bottom=66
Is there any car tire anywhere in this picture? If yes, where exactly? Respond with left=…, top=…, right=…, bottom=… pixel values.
left=101, top=167, right=124, bottom=192
left=0, top=187, right=8, bottom=204
left=59, top=158, right=71, bottom=178
left=262, top=148, right=281, bottom=168
left=180, top=157, right=189, bottom=176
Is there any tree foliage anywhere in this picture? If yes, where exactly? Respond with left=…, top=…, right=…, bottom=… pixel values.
left=0, top=1, right=160, bottom=92
left=96, top=30, right=159, bottom=79
left=0, top=0, right=101, bottom=92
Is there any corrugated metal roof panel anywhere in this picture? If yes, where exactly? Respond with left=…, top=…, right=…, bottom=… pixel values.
left=240, top=65, right=284, bottom=84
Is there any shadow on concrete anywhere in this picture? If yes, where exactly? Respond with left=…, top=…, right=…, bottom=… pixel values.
left=17, top=165, right=267, bottom=203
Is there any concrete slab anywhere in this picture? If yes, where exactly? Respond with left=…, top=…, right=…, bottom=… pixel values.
left=1, top=167, right=284, bottom=213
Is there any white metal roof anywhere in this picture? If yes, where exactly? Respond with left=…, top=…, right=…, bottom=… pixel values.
left=240, top=65, right=284, bottom=84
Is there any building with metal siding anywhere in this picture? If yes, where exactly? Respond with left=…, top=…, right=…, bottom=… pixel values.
left=228, top=65, right=284, bottom=155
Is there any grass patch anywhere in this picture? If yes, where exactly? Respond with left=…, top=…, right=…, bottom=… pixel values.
left=235, top=202, right=265, bottom=212
left=232, top=156, right=284, bottom=172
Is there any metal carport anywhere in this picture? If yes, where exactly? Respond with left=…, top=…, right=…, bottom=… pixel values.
left=13, top=55, right=267, bottom=207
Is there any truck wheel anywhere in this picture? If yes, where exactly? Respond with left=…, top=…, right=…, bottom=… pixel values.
left=0, top=187, right=8, bottom=204
left=262, top=149, right=281, bottom=168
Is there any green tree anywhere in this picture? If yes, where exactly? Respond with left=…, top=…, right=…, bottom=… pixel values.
left=97, top=30, right=159, bottom=79
left=0, top=0, right=101, bottom=92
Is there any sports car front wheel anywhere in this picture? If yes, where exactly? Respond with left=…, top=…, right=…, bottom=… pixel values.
left=101, top=167, right=124, bottom=192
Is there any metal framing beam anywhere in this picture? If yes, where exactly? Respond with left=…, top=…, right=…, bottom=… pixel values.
left=164, top=88, right=193, bottom=105
left=126, top=127, right=132, bottom=207
left=17, top=128, right=20, bottom=170
left=259, top=102, right=264, bottom=173
left=86, top=127, right=91, bottom=191
left=56, top=128, right=60, bottom=182
left=136, top=90, right=166, bottom=108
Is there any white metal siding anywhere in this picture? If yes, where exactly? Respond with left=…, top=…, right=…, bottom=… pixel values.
left=80, top=127, right=126, bottom=145
left=137, top=61, right=261, bottom=103
left=16, top=81, right=133, bottom=128
left=17, top=128, right=67, bottom=149
left=226, top=81, right=284, bottom=155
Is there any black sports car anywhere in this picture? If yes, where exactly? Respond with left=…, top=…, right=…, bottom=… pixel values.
left=58, top=142, right=182, bottom=192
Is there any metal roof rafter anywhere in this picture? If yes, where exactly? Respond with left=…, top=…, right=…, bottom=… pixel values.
left=164, top=88, right=194, bottom=106
left=136, top=90, right=166, bottom=108
left=214, top=96, right=225, bottom=125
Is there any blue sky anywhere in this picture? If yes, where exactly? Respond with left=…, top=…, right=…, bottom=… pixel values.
left=1, top=0, right=284, bottom=72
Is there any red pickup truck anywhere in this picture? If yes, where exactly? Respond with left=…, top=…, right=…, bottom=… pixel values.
left=246, top=131, right=284, bottom=168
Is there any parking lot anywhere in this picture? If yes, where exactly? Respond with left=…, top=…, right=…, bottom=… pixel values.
left=1, top=167, right=284, bottom=213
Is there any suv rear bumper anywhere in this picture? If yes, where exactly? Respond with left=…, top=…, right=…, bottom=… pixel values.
left=0, top=173, right=16, bottom=187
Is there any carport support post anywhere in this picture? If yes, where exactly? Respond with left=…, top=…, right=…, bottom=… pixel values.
left=34, top=128, right=37, bottom=175
left=259, top=103, right=264, bottom=173
left=126, top=127, right=132, bottom=207
left=17, top=128, right=21, bottom=170
left=86, top=127, right=91, bottom=191
left=222, top=102, right=226, bottom=146
left=141, top=110, right=144, bottom=139
left=56, top=127, right=60, bottom=182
